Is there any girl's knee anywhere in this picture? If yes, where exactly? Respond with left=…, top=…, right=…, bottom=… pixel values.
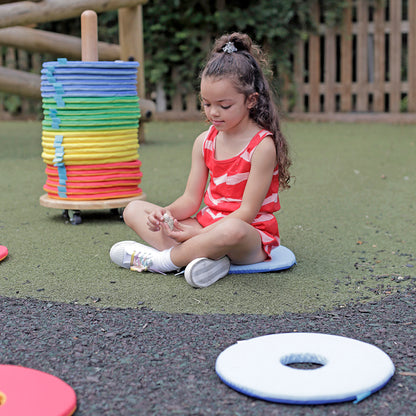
left=216, top=218, right=249, bottom=245
left=123, top=200, right=147, bottom=224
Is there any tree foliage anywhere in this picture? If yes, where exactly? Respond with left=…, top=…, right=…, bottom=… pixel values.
left=143, top=0, right=346, bottom=98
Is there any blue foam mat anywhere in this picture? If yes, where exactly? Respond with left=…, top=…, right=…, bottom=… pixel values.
left=43, top=61, right=139, bottom=68
left=41, top=91, right=138, bottom=98
left=229, top=245, right=296, bottom=274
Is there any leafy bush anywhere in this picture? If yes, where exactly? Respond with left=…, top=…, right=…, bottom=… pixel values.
left=143, top=0, right=346, bottom=99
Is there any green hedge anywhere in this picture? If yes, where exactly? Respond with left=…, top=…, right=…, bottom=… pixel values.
left=143, top=0, right=346, bottom=100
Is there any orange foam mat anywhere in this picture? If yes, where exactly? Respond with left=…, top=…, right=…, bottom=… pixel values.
left=44, top=188, right=143, bottom=200
left=46, top=160, right=141, bottom=170
left=45, top=178, right=141, bottom=188
left=46, top=172, right=142, bottom=182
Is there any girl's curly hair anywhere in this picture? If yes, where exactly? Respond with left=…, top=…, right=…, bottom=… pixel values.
left=201, top=32, right=291, bottom=189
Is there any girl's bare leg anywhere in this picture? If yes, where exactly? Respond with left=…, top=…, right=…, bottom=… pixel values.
left=170, top=217, right=267, bottom=268
left=123, top=201, right=266, bottom=269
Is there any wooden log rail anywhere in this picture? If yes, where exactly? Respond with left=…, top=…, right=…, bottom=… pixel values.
left=0, top=27, right=120, bottom=60
left=0, top=0, right=41, bottom=4
left=0, top=0, right=147, bottom=28
left=0, top=66, right=41, bottom=99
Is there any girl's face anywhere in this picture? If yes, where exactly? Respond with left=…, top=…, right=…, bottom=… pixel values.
left=200, top=76, right=256, bottom=133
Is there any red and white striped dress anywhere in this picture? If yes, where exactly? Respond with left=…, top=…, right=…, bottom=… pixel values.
left=196, top=126, right=280, bottom=259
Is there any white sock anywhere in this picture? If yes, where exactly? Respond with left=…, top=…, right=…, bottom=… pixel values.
left=152, top=248, right=179, bottom=273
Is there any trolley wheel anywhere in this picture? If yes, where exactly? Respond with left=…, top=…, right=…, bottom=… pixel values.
left=63, top=209, right=82, bottom=225
left=69, top=210, right=82, bottom=225
left=62, top=210, right=69, bottom=221
left=110, top=207, right=124, bottom=220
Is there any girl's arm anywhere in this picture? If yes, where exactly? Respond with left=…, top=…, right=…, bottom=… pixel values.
left=164, top=131, right=209, bottom=220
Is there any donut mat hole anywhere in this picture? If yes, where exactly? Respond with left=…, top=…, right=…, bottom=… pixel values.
left=281, top=353, right=327, bottom=370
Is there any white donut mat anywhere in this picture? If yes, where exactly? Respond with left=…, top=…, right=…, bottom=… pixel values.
left=215, top=333, right=395, bottom=405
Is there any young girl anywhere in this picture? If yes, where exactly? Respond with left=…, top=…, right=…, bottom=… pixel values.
left=110, top=32, right=291, bottom=288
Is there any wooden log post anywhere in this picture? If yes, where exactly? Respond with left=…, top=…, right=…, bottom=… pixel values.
left=118, top=5, right=154, bottom=142
left=81, top=10, right=98, bottom=61
left=118, top=6, right=145, bottom=100
left=17, top=48, right=30, bottom=113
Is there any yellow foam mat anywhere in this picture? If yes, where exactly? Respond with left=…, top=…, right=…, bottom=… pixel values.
left=42, top=141, right=139, bottom=151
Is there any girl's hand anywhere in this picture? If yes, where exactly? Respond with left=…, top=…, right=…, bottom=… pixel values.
left=145, top=207, right=170, bottom=232
left=145, top=208, right=200, bottom=243
left=161, top=220, right=198, bottom=243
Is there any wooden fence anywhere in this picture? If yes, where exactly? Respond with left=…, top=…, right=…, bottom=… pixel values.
left=287, top=0, right=416, bottom=120
left=151, top=0, right=416, bottom=121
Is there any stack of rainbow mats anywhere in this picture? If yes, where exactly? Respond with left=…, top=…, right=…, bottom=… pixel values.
left=40, top=59, right=143, bottom=200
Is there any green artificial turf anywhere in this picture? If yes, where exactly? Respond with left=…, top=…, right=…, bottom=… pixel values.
left=0, top=120, right=415, bottom=314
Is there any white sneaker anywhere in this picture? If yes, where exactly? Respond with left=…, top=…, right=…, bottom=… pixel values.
left=184, top=257, right=231, bottom=288
left=110, top=241, right=159, bottom=272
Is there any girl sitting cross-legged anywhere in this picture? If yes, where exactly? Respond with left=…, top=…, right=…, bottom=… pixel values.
left=110, top=32, right=291, bottom=288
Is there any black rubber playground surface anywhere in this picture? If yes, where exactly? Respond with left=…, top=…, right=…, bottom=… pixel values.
left=1, top=292, right=415, bottom=415
left=1, top=120, right=415, bottom=414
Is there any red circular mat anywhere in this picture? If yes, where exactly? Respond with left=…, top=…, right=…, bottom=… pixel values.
left=0, top=246, right=8, bottom=262
left=0, top=365, right=76, bottom=415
